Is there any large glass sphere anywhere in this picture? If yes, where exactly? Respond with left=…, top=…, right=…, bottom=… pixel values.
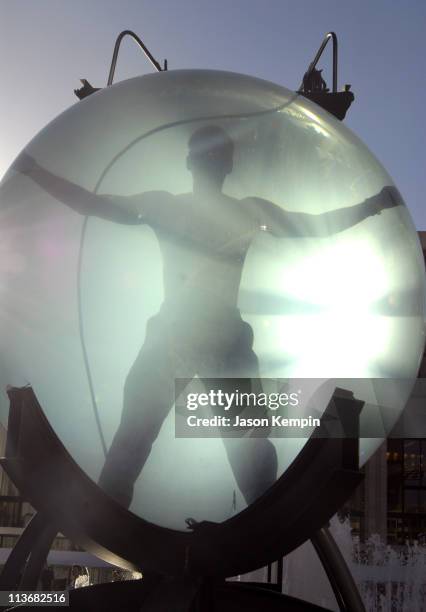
left=0, top=69, right=424, bottom=530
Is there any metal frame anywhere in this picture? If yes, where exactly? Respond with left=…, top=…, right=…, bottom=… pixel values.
left=1, top=385, right=363, bottom=580
left=0, top=385, right=366, bottom=609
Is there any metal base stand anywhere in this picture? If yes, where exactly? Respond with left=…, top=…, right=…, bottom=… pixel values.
left=0, top=385, right=366, bottom=610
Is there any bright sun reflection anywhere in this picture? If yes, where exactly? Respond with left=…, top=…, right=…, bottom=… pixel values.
left=251, top=237, right=395, bottom=376
left=275, top=313, right=391, bottom=377
left=281, top=237, right=389, bottom=308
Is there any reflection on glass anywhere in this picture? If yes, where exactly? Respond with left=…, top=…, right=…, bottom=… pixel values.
left=0, top=70, right=424, bottom=529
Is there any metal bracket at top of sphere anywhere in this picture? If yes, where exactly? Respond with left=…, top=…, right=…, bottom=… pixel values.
left=74, top=29, right=167, bottom=100
left=297, top=31, right=355, bottom=121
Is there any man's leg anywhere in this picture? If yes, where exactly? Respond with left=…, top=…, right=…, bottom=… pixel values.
left=98, top=316, right=185, bottom=508
left=210, top=375, right=278, bottom=506
left=202, top=318, right=278, bottom=507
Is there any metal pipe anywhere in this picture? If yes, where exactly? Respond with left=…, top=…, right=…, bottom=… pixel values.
left=107, top=29, right=166, bottom=86
left=311, top=526, right=365, bottom=612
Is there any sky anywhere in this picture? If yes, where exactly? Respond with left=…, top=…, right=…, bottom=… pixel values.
left=1, top=0, right=426, bottom=226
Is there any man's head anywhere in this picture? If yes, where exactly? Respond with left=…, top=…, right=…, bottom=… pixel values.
left=187, top=126, right=234, bottom=192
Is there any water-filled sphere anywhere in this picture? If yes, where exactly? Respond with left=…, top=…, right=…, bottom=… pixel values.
left=0, top=69, right=424, bottom=530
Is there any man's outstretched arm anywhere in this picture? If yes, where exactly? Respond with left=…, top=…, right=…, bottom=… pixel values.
left=14, top=151, right=168, bottom=225
left=249, top=186, right=402, bottom=238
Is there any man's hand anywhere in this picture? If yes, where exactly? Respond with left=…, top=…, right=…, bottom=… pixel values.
left=13, top=150, right=38, bottom=176
left=375, top=185, right=403, bottom=213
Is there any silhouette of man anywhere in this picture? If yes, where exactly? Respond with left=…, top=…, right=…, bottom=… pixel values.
left=15, top=126, right=400, bottom=512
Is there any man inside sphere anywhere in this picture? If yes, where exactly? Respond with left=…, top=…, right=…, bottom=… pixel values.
left=15, top=125, right=400, bottom=512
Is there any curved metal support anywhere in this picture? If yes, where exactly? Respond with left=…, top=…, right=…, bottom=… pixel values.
left=299, top=31, right=338, bottom=93
left=107, top=30, right=167, bottom=86
left=0, top=512, right=57, bottom=591
left=1, top=385, right=364, bottom=579
left=311, top=526, right=365, bottom=612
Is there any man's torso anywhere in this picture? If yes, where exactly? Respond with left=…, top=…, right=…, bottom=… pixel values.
left=146, top=192, right=260, bottom=311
